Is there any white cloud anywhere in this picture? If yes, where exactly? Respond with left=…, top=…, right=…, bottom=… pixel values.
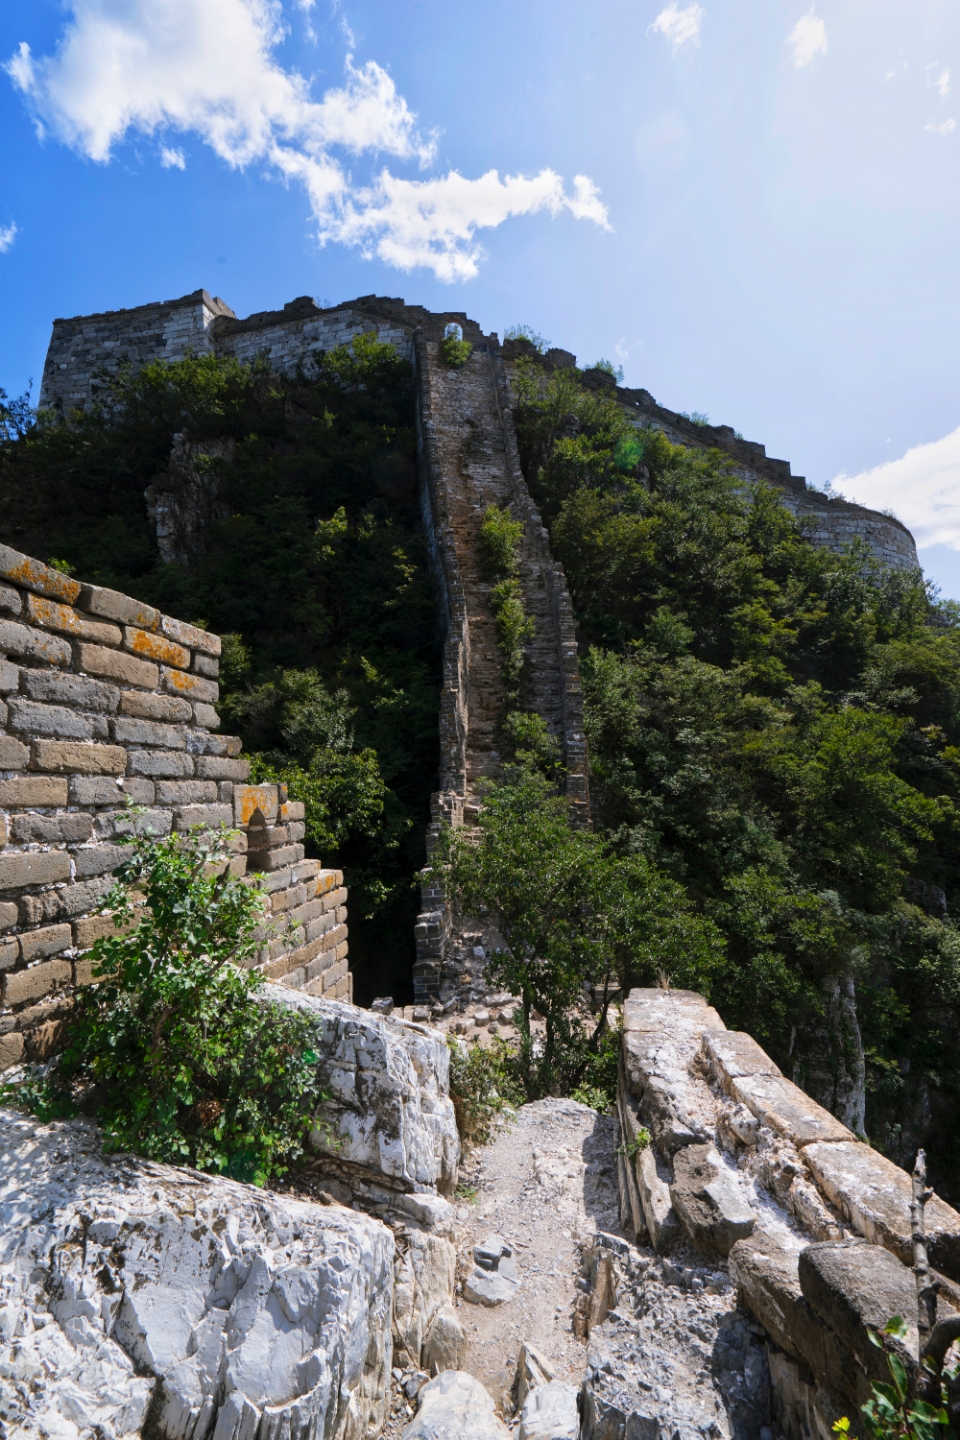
left=787, top=10, right=827, bottom=69
left=0, top=222, right=17, bottom=253
left=834, top=427, right=960, bottom=550
left=926, top=117, right=956, bottom=135
left=3, top=0, right=608, bottom=281
left=160, top=145, right=185, bottom=168
left=649, top=3, right=703, bottom=53
left=937, top=68, right=951, bottom=98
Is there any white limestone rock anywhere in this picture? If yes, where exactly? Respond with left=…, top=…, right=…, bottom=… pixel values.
left=461, top=1234, right=520, bottom=1307
left=0, top=1108, right=395, bottom=1440
left=517, top=1381, right=580, bottom=1440
left=402, top=1370, right=509, bottom=1439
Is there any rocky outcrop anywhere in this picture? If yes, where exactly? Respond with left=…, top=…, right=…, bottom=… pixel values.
left=401, top=1370, right=509, bottom=1439
left=0, top=1109, right=395, bottom=1440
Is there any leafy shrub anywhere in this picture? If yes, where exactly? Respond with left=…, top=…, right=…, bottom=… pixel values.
left=504, top=324, right=549, bottom=354
left=441, top=334, right=473, bottom=367
left=618, top=1128, right=651, bottom=1159
left=3, top=826, right=325, bottom=1185
left=590, top=359, right=625, bottom=383
left=447, top=1037, right=524, bottom=1147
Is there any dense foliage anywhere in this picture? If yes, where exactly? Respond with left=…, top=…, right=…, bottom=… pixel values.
left=0, top=341, right=439, bottom=999
left=510, top=358, right=960, bottom=1195
left=2, top=827, right=325, bottom=1184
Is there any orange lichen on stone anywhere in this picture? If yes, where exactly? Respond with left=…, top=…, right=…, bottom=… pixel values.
left=0, top=546, right=82, bottom=605
left=125, top=626, right=190, bottom=669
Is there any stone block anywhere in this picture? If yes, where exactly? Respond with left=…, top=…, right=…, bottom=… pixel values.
left=93, top=807, right=172, bottom=840
left=518, top=1381, right=580, bottom=1440
left=123, top=625, right=190, bottom=669
left=404, top=1371, right=508, bottom=1439
left=195, top=755, right=249, bottom=780
left=119, top=689, right=192, bottom=722
left=321, top=885, right=348, bottom=913
left=0, top=735, right=29, bottom=768
left=235, top=784, right=280, bottom=825
left=803, top=1140, right=960, bottom=1280
left=10, top=698, right=108, bottom=741
left=73, top=911, right=135, bottom=949
left=161, top=613, right=221, bottom=655
left=13, top=812, right=92, bottom=844
left=77, top=642, right=158, bottom=690
left=334, top=940, right=349, bottom=964
left=0, top=938, right=20, bottom=970
left=323, top=956, right=349, bottom=990
left=0, top=776, right=69, bottom=806
left=247, top=843, right=304, bottom=871
left=25, top=593, right=121, bottom=646
left=111, top=715, right=186, bottom=749
left=0, top=1031, right=25, bottom=1070
left=126, top=749, right=194, bottom=777
left=19, top=923, right=72, bottom=964
left=670, top=1143, right=756, bottom=1255
left=0, top=544, right=81, bottom=603
left=24, top=1014, right=70, bottom=1059
left=729, top=1231, right=841, bottom=1390
left=155, top=779, right=218, bottom=804
left=0, top=584, right=22, bottom=615
left=306, top=912, right=336, bottom=943
left=50, top=878, right=114, bottom=917
left=192, top=652, right=219, bottom=678
left=0, top=903, right=17, bottom=930
left=192, top=702, right=221, bottom=729
left=280, top=799, right=306, bottom=822
left=78, top=582, right=159, bottom=630
left=0, top=659, right=18, bottom=691
left=3, top=956, right=72, bottom=1006
left=32, top=740, right=127, bottom=774
left=70, top=774, right=152, bottom=805
left=162, top=666, right=218, bottom=703
left=21, top=670, right=120, bottom=712
left=73, top=844, right=131, bottom=878
left=0, top=850, right=71, bottom=890
left=729, top=1072, right=855, bottom=1148
left=189, top=729, right=240, bottom=757
left=0, top=618, right=72, bottom=667
left=174, top=803, right=234, bottom=831
left=702, top=1029, right=784, bottom=1087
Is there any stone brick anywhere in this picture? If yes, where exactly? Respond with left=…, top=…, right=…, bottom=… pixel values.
left=321, top=885, right=348, bottom=913
left=235, top=785, right=280, bottom=825
left=0, top=1031, right=24, bottom=1070
left=26, top=1016, right=70, bottom=1059
left=247, top=844, right=304, bottom=872
left=288, top=897, right=326, bottom=928
left=191, top=731, right=240, bottom=757
left=0, top=619, right=72, bottom=667
left=305, top=950, right=336, bottom=983
left=0, top=735, right=29, bottom=769
left=193, top=703, right=221, bottom=730
left=78, top=583, right=159, bottom=630
left=73, top=844, right=131, bottom=878
left=119, top=689, right=192, bottom=723
left=271, top=884, right=307, bottom=914
left=323, top=957, right=348, bottom=991
left=21, top=670, right=120, bottom=712
left=124, top=625, right=190, bottom=669
left=306, top=912, right=336, bottom=943
left=73, top=956, right=102, bottom=985
left=48, top=878, right=112, bottom=917
left=288, top=822, right=305, bottom=843
left=161, top=613, right=221, bottom=655
left=32, top=740, right=127, bottom=775
left=19, top=923, right=72, bottom=964
left=93, top=807, right=172, bottom=840
left=195, top=755, right=250, bottom=781
left=0, top=585, right=22, bottom=615
left=73, top=912, right=134, bottom=949
left=174, top=804, right=234, bottom=831
left=0, top=776, right=69, bottom=807
left=193, top=653, right=219, bottom=678
left=279, top=800, right=305, bottom=822
left=112, top=715, right=186, bottom=749
left=156, top=780, right=218, bottom=804
left=0, top=902, right=18, bottom=931
left=0, top=814, right=6, bottom=847
left=0, top=544, right=81, bottom=604
left=0, top=851, right=71, bottom=890
left=162, top=667, right=218, bottom=703
left=12, top=813, right=92, bottom=845
left=10, top=698, right=108, bottom=742
left=0, top=659, right=18, bottom=691
left=25, top=593, right=122, bottom=646
left=77, top=642, right=158, bottom=690
left=126, top=750, right=195, bottom=778
left=3, top=956, right=72, bottom=1006
left=70, top=775, right=154, bottom=805
left=0, top=938, right=19, bottom=970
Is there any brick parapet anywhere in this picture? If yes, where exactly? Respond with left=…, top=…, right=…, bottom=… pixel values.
left=0, top=544, right=350, bottom=1070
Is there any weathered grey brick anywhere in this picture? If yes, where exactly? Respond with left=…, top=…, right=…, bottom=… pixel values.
left=77, top=642, right=158, bottom=690
left=174, top=804, right=234, bottom=831
left=26, top=593, right=122, bottom=646
left=0, top=902, right=17, bottom=931
left=247, top=843, right=304, bottom=872
left=288, top=821, right=305, bottom=843
left=31, top=740, right=127, bottom=774
left=19, top=923, right=72, bottom=964
left=0, top=1031, right=24, bottom=1071
left=111, top=715, right=186, bottom=749
left=0, top=776, right=68, bottom=807
left=9, top=698, right=109, bottom=742
left=78, top=583, right=159, bottom=630
left=155, top=780, right=218, bottom=804
left=0, top=545, right=81, bottom=604
left=0, top=851, right=71, bottom=890
left=126, top=749, right=195, bottom=777
left=188, top=730, right=240, bottom=756
left=195, top=755, right=250, bottom=781
left=192, top=703, right=222, bottom=730
left=93, top=807, right=172, bottom=840
left=193, top=653, right=219, bottom=678
left=0, top=585, right=22, bottom=615
left=70, top=774, right=154, bottom=806
left=162, top=667, right=218, bottom=704
left=73, top=911, right=135, bottom=949
left=0, top=659, right=18, bottom=691
left=0, top=938, right=19, bottom=970
left=72, top=844, right=131, bottom=878
left=0, top=619, right=71, bottom=667
left=0, top=735, right=29, bottom=769
left=119, top=690, right=192, bottom=723
left=48, top=877, right=112, bottom=917
left=2, top=956, right=72, bottom=1006
left=161, top=614, right=221, bottom=656
left=22, top=670, right=120, bottom=713
left=11, top=813, right=92, bottom=845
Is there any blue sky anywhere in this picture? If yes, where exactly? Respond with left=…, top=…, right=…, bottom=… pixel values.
left=3, top=2, right=960, bottom=595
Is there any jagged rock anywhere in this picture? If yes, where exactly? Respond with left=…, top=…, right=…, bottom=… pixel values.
left=670, top=1143, right=756, bottom=1256
left=402, top=1370, right=510, bottom=1438
left=0, top=1109, right=395, bottom=1440
left=635, top=1144, right=679, bottom=1253
left=517, top=1380, right=580, bottom=1440
left=421, top=1304, right=465, bottom=1375
left=393, top=1231, right=457, bottom=1368
left=462, top=1234, right=520, bottom=1306
left=514, top=1342, right=555, bottom=1409
left=621, top=989, right=723, bottom=1158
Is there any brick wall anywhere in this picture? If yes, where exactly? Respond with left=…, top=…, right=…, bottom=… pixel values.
left=0, top=544, right=349, bottom=1072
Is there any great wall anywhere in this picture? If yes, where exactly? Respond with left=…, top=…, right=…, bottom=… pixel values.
left=0, top=290, right=954, bottom=1440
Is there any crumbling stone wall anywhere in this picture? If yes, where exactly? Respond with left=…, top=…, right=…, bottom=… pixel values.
left=0, top=544, right=350, bottom=1072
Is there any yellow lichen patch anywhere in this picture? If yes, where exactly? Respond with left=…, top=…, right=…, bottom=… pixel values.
left=7, top=556, right=81, bottom=605
left=164, top=667, right=203, bottom=694
left=28, top=596, right=84, bottom=634
left=126, top=626, right=190, bottom=668
left=236, top=785, right=279, bottom=826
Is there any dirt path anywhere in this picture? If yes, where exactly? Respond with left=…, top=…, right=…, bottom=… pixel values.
left=452, top=1097, right=622, bottom=1419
